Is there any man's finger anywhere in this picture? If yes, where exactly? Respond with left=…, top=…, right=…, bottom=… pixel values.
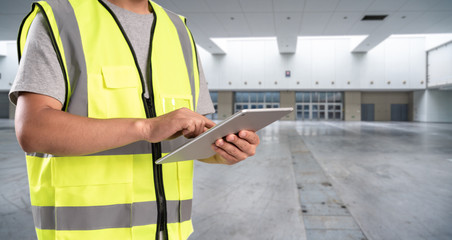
left=238, top=130, right=260, bottom=144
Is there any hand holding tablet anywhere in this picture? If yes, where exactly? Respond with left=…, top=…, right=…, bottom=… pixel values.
left=156, top=107, right=293, bottom=164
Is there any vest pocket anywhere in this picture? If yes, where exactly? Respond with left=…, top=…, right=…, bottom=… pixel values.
left=88, top=66, right=144, bottom=119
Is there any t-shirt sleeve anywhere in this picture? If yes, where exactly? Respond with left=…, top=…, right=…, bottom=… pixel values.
left=9, top=12, right=66, bottom=106
left=195, top=52, right=215, bottom=116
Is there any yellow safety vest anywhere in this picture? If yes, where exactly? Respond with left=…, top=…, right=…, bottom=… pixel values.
left=18, top=0, right=200, bottom=239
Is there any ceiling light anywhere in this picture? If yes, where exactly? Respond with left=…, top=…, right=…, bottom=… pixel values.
left=287, top=17, right=291, bottom=20
left=230, top=17, right=235, bottom=20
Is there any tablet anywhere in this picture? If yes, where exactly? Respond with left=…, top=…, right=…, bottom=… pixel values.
left=156, top=107, right=293, bottom=164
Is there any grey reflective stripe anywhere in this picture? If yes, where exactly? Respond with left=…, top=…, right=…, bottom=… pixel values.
left=31, top=200, right=192, bottom=230
left=26, top=152, right=53, bottom=158
left=87, top=137, right=190, bottom=156
left=161, top=136, right=191, bottom=153
left=27, top=137, right=190, bottom=157
left=57, top=204, right=131, bottom=230
left=163, top=8, right=197, bottom=111
left=31, top=206, right=55, bottom=230
left=132, top=201, right=158, bottom=226
left=45, top=0, right=88, bottom=116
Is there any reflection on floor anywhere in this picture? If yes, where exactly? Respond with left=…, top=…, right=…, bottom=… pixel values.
left=1, top=120, right=452, bottom=240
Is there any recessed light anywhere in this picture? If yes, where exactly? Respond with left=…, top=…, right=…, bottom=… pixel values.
left=401, top=16, right=406, bottom=19
left=343, top=16, right=348, bottom=20
left=287, top=16, right=291, bottom=20
left=230, top=17, right=235, bottom=20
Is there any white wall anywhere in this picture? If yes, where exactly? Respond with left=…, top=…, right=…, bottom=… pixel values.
left=199, top=36, right=426, bottom=91
left=0, top=42, right=18, bottom=91
left=427, top=41, right=452, bottom=89
left=413, top=90, right=452, bottom=123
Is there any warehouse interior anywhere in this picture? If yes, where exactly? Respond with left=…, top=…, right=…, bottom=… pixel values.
left=1, top=0, right=452, bottom=240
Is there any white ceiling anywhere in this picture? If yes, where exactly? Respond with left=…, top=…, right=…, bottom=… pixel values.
left=1, top=0, right=452, bottom=54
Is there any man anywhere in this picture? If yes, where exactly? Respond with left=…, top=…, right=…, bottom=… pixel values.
left=9, top=0, right=259, bottom=239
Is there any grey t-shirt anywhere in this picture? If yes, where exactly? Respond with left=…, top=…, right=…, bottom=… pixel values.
left=9, top=0, right=214, bottom=115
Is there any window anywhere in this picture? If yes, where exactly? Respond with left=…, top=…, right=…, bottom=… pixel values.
left=295, top=92, right=343, bottom=121
left=234, top=92, right=280, bottom=113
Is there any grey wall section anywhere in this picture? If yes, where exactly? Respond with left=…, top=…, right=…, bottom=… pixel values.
left=413, top=89, right=452, bottom=123
left=361, top=92, right=411, bottom=121
left=0, top=91, right=9, bottom=118
left=361, top=104, right=375, bottom=121
left=390, top=104, right=409, bottom=121
left=280, top=91, right=295, bottom=121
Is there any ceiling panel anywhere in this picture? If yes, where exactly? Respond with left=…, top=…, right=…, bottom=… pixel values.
left=239, top=0, right=273, bottom=12
left=429, top=0, right=452, bottom=11
left=274, top=12, right=303, bottom=36
left=427, top=14, right=452, bottom=33
left=399, top=0, right=441, bottom=11
left=216, top=13, right=251, bottom=37
left=245, top=13, right=276, bottom=36
left=205, top=0, right=242, bottom=13
left=167, top=0, right=210, bottom=13
left=299, top=12, right=333, bottom=35
left=183, top=12, right=226, bottom=37
left=305, top=0, right=340, bottom=12
left=366, top=0, right=407, bottom=12
left=323, top=12, right=364, bottom=35
left=272, top=0, right=306, bottom=12
left=335, top=0, right=373, bottom=11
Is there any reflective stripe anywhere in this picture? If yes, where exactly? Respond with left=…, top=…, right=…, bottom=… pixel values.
left=27, top=137, right=190, bottom=157
left=31, top=200, right=192, bottom=230
left=163, top=8, right=197, bottom=111
left=26, top=152, right=53, bottom=158
left=31, top=206, right=55, bottom=230
left=88, top=137, right=190, bottom=156
left=45, top=0, right=88, bottom=116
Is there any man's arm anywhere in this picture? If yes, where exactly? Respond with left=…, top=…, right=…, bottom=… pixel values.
left=15, top=92, right=215, bottom=156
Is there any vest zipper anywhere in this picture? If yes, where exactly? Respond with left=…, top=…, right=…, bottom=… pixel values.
left=99, top=1, right=168, bottom=239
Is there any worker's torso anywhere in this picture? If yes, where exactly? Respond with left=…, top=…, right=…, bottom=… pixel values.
left=18, top=1, right=200, bottom=239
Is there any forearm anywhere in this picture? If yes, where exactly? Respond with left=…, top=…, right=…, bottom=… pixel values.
left=15, top=105, right=146, bottom=156
left=15, top=92, right=215, bottom=156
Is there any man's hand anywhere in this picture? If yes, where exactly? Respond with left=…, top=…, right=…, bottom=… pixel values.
left=142, top=108, right=215, bottom=143
left=200, top=130, right=260, bottom=165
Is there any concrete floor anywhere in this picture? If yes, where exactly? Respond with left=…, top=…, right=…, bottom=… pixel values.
left=1, top=119, right=452, bottom=240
